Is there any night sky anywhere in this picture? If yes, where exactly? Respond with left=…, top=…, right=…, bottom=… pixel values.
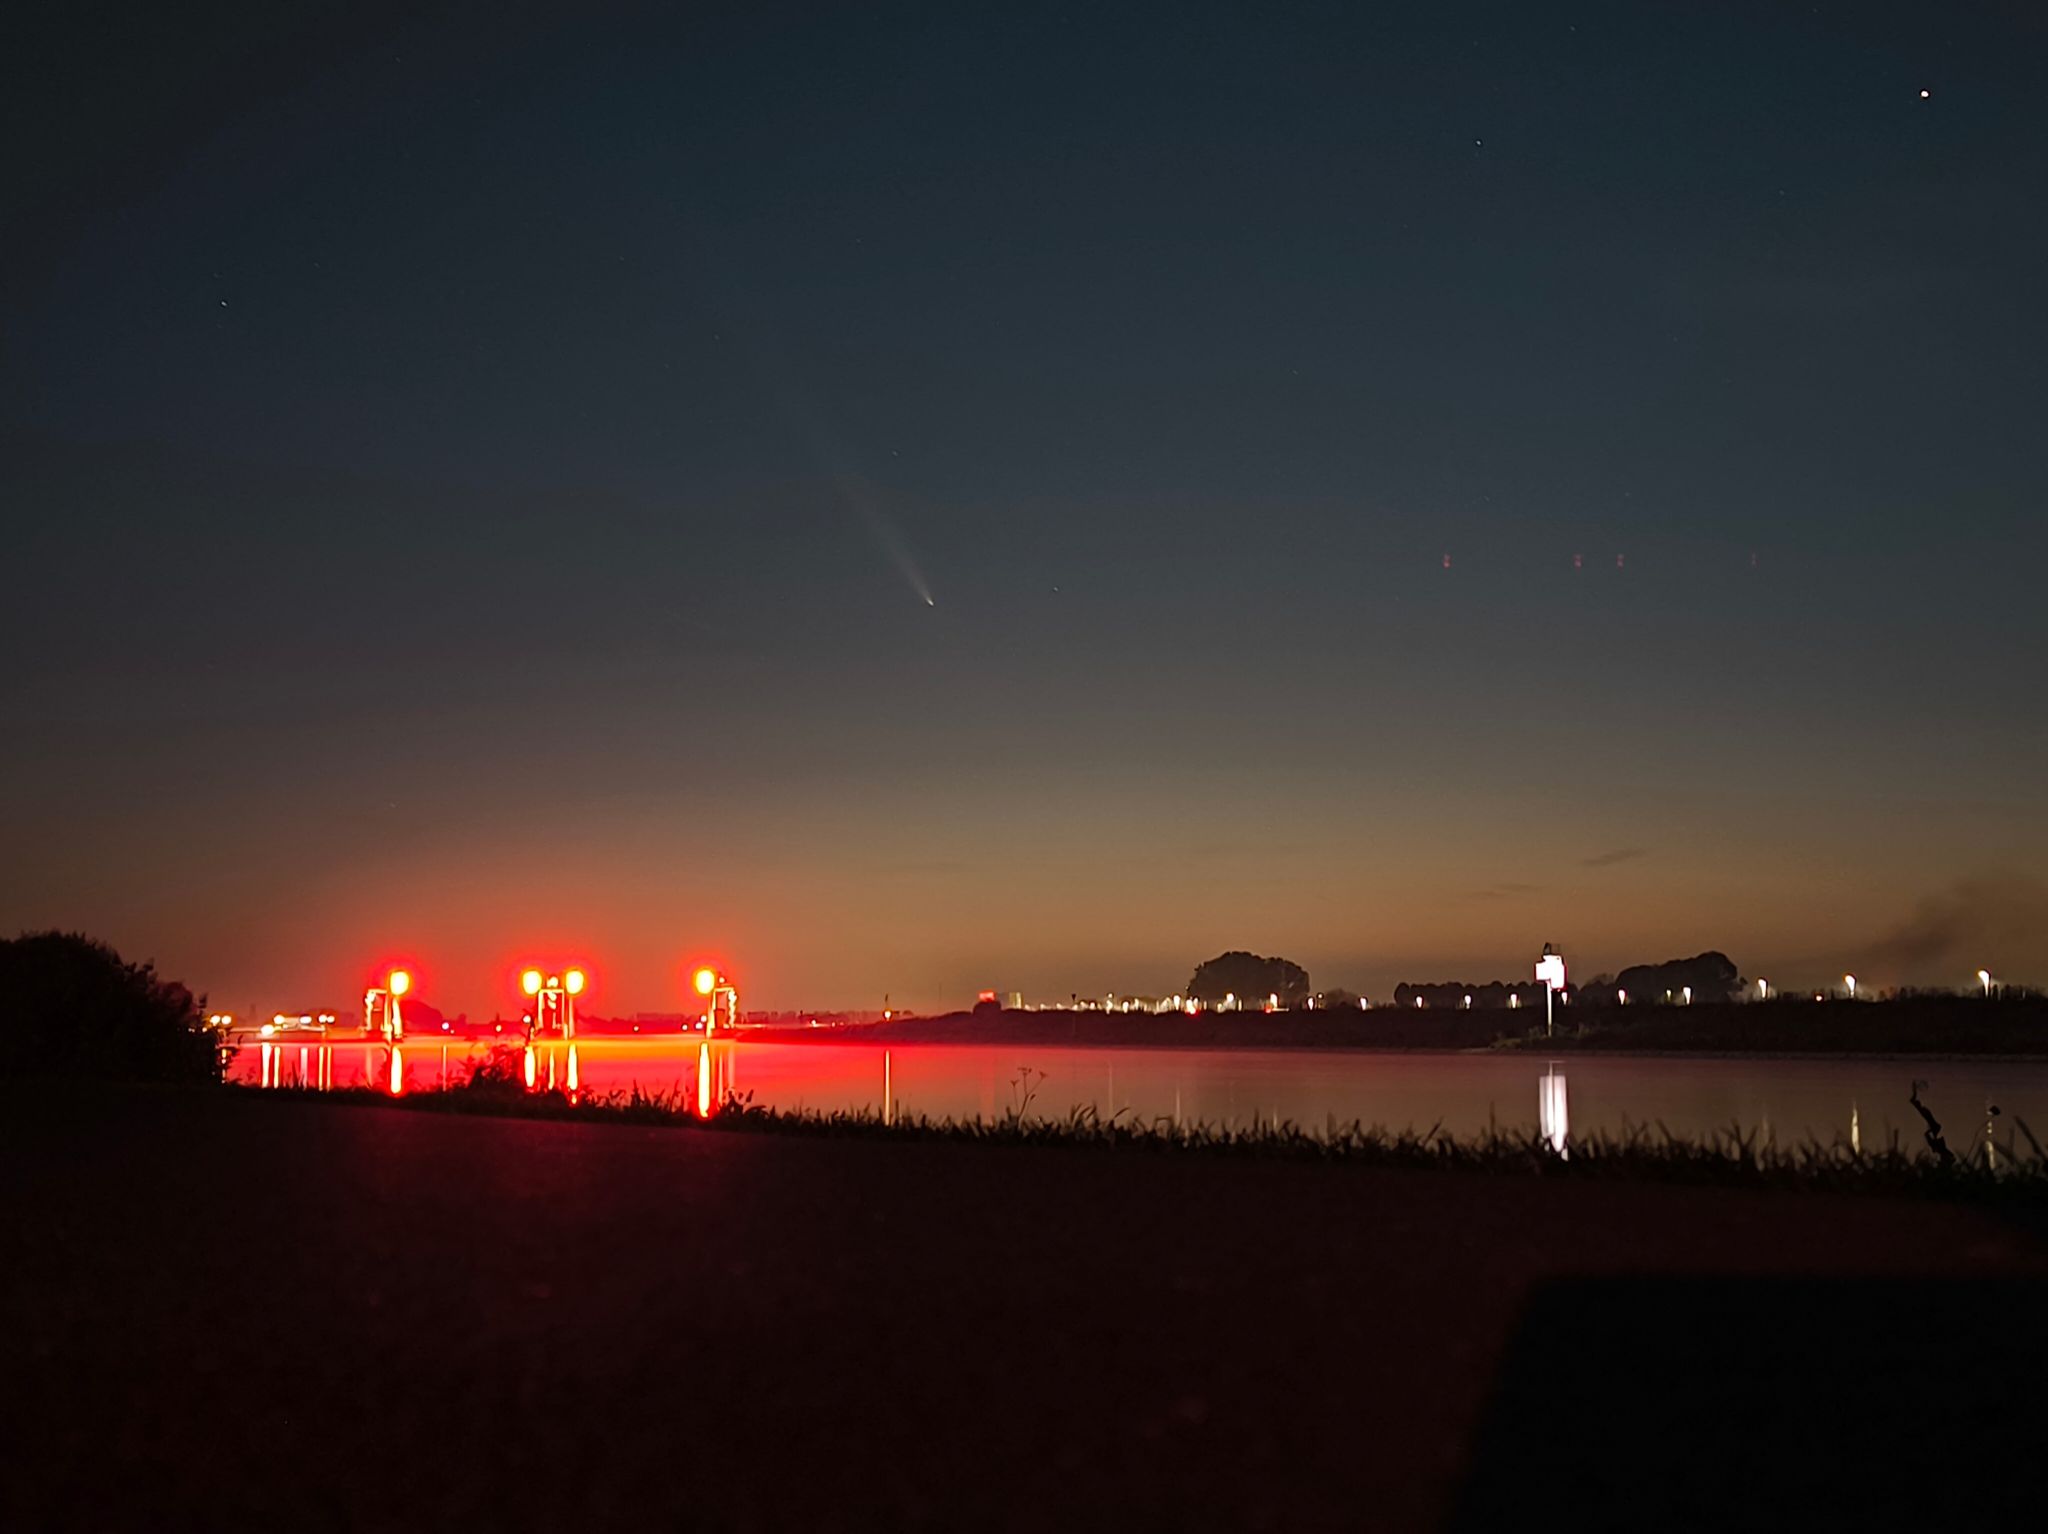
left=5, top=1, right=2045, bottom=1017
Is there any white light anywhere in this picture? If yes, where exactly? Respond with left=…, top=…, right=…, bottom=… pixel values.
left=1844, top=974, right=1857, bottom=999
left=1617, top=988, right=1627, bottom=1005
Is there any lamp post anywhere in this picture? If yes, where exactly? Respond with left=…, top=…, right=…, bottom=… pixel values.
left=694, top=965, right=739, bottom=1038
left=1843, top=974, right=1857, bottom=1001
left=1535, top=944, right=1567, bottom=1039
left=364, top=969, right=411, bottom=1043
left=520, top=967, right=587, bottom=1039
left=1979, top=969, right=1993, bottom=998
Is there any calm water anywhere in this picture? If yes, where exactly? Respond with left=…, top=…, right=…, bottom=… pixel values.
left=232, top=1036, right=2048, bottom=1151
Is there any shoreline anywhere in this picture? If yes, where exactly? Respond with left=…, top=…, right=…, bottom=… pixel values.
left=731, top=998, right=2048, bottom=1062
left=743, top=1032, right=2048, bottom=1066
left=209, top=1076, right=2048, bottom=1204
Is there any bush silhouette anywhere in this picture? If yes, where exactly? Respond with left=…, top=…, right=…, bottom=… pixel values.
left=0, top=930, right=220, bottom=1083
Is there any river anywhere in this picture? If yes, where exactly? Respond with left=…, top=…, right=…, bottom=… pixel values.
left=231, top=1035, right=2045, bottom=1152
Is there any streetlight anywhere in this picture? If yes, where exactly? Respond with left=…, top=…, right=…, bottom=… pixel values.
left=693, top=964, right=739, bottom=1037
left=364, top=968, right=411, bottom=1042
left=1757, top=978, right=1768, bottom=1001
left=1535, top=943, right=1567, bottom=1038
left=519, top=967, right=587, bottom=1038
left=1843, top=974, right=1857, bottom=1000
left=1682, top=985, right=1693, bottom=1005
left=1979, top=969, right=1993, bottom=998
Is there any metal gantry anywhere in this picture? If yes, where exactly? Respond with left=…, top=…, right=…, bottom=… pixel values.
left=520, top=967, right=587, bottom=1039
left=364, top=969, right=410, bottom=1043
left=693, top=966, right=739, bottom=1037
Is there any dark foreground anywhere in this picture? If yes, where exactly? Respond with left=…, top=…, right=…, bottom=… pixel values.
left=5, top=1089, right=2045, bottom=1531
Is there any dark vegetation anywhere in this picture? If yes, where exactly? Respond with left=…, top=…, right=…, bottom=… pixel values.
left=0, top=930, right=221, bottom=1083
left=1186, top=950, right=1310, bottom=1007
left=1398, top=951, right=1743, bottom=1008
left=774, top=994, right=2048, bottom=1055
left=1510, top=993, right=2048, bottom=1055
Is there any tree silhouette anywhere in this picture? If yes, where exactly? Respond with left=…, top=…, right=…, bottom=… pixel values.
left=1612, top=951, right=1742, bottom=1005
left=1186, top=951, right=1310, bottom=1008
left=0, top=930, right=220, bottom=1083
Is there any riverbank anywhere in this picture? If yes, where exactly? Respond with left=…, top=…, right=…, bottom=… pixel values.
left=761, top=995, right=2048, bottom=1057
left=4, top=1085, right=2044, bottom=1530
left=274, top=1072, right=2048, bottom=1206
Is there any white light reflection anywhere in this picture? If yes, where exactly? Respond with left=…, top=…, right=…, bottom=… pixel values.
left=1540, top=1066, right=1569, bottom=1158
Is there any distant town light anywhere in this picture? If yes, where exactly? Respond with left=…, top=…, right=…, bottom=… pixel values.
left=1682, top=986, right=1692, bottom=1005
left=1844, top=974, right=1857, bottom=999
left=1617, top=988, right=1628, bottom=1005
left=1757, top=978, right=1768, bottom=1000
left=1979, top=968, right=1992, bottom=997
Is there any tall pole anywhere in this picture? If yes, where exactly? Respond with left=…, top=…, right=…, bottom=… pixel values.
left=1545, top=982, right=1553, bottom=1039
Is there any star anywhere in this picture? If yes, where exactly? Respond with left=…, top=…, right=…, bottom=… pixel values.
left=1919, top=89, right=1931, bottom=99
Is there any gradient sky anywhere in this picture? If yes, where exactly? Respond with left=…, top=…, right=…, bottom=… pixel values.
left=5, top=1, right=2046, bottom=1017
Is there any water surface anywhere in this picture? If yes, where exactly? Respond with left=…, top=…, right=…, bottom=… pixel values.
left=233, top=1037, right=2046, bottom=1152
